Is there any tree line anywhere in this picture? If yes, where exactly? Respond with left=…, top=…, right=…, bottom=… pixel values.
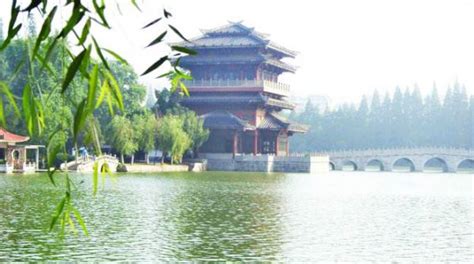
left=290, top=84, right=473, bottom=152
left=0, top=32, right=208, bottom=165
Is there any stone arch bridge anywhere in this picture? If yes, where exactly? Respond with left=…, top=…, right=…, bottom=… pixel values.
left=63, top=155, right=120, bottom=173
left=326, top=147, right=473, bottom=173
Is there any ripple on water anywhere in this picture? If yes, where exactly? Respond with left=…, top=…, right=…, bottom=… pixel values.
left=0, top=172, right=472, bottom=261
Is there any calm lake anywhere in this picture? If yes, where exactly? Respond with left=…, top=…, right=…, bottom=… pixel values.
left=0, top=171, right=472, bottom=262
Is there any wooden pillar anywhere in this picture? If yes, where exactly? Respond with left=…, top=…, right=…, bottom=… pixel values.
left=253, top=130, right=259, bottom=155
left=233, top=130, right=238, bottom=159
left=35, top=148, right=39, bottom=170
left=286, top=135, right=289, bottom=156
left=275, top=132, right=279, bottom=156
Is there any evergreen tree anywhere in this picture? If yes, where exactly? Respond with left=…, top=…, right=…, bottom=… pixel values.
left=368, top=90, right=383, bottom=148
left=390, top=87, right=404, bottom=147
left=355, top=96, right=369, bottom=148
left=469, top=96, right=474, bottom=148
left=289, top=85, right=472, bottom=152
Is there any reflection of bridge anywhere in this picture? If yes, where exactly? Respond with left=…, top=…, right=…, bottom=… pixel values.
left=326, top=147, right=474, bottom=173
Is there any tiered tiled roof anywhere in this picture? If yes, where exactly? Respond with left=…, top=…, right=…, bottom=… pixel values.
left=183, top=22, right=297, bottom=58
left=258, top=113, right=309, bottom=133
left=177, top=22, right=297, bottom=73
left=201, top=111, right=255, bottom=130
left=0, top=128, right=29, bottom=143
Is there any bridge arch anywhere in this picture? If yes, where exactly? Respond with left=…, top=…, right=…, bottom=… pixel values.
left=329, top=161, right=336, bottom=171
left=423, top=157, right=448, bottom=173
left=392, top=158, right=415, bottom=172
left=366, top=159, right=384, bottom=172
left=457, top=159, right=474, bottom=173
left=342, top=160, right=358, bottom=171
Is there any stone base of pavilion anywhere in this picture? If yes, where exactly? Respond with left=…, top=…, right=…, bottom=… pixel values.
left=199, top=153, right=329, bottom=173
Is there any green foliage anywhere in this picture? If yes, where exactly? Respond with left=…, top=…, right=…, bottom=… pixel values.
left=133, top=112, right=158, bottom=154
left=181, top=111, right=209, bottom=156
left=291, top=83, right=473, bottom=152
left=156, top=114, right=191, bottom=164
left=108, top=115, right=138, bottom=163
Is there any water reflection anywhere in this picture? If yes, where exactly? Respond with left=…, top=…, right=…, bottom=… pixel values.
left=0, top=172, right=472, bottom=262
left=162, top=173, right=285, bottom=261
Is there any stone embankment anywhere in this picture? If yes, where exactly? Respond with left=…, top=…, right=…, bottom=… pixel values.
left=125, top=163, right=205, bottom=173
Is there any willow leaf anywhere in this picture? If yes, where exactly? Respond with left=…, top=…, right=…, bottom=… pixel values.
left=0, top=1, right=21, bottom=51
left=146, top=31, right=167, bottom=48
left=171, top=45, right=197, bottom=55
left=92, top=0, right=110, bottom=28
left=102, top=48, right=129, bottom=65
left=22, top=84, right=34, bottom=135
left=33, top=6, right=57, bottom=58
left=78, top=18, right=91, bottom=46
left=78, top=46, right=92, bottom=80
left=96, top=79, right=109, bottom=109
left=49, top=196, right=66, bottom=231
left=21, top=0, right=42, bottom=12
left=141, top=56, right=168, bottom=76
left=0, top=98, right=4, bottom=127
left=67, top=213, right=78, bottom=235
left=62, top=48, right=88, bottom=93
left=86, top=64, right=99, bottom=113
left=43, top=38, right=58, bottom=66
left=164, top=9, right=172, bottom=18
left=131, top=0, right=141, bottom=11
left=105, top=71, right=124, bottom=111
left=156, top=71, right=173, bottom=79
left=34, top=99, right=45, bottom=135
left=169, top=25, right=189, bottom=42
left=0, top=24, right=22, bottom=51
left=58, top=6, right=84, bottom=38
left=73, top=99, right=87, bottom=143
left=179, top=82, right=190, bottom=96
left=0, top=82, right=20, bottom=117
left=72, top=207, right=89, bottom=236
left=142, top=17, right=162, bottom=29
left=46, top=147, right=60, bottom=185
left=92, top=37, right=110, bottom=70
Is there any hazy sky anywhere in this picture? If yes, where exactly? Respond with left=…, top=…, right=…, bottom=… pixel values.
left=1, top=0, right=473, bottom=104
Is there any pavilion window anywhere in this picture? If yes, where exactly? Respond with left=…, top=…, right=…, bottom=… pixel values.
left=26, top=149, right=36, bottom=163
left=0, top=148, right=5, bottom=164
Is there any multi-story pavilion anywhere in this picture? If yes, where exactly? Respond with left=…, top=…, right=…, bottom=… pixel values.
left=178, top=22, right=307, bottom=157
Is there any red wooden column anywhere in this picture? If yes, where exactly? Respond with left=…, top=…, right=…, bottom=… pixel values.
left=233, top=130, right=238, bottom=159
left=253, top=130, right=259, bottom=155
left=275, top=132, right=279, bottom=156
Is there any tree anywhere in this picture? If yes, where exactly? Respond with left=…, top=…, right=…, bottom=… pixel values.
left=153, top=88, right=183, bottom=116
left=289, top=85, right=472, bottom=152
left=156, top=114, right=191, bottom=164
left=181, top=111, right=209, bottom=157
left=108, top=115, right=138, bottom=164
left=134, top=113, right=158, bottom=164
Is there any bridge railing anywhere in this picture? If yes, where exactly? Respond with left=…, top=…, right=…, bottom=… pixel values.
left=307, top=146, right=474, bottom=158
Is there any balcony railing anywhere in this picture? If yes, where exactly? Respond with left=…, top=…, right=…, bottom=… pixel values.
left=183, top=79, right=291, bottom=96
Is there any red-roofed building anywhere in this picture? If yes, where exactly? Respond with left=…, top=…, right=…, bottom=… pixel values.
left=0, top=128, right=42, bottom=173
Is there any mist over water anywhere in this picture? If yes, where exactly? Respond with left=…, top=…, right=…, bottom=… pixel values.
left=0, top=172, right=472, bottom=262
